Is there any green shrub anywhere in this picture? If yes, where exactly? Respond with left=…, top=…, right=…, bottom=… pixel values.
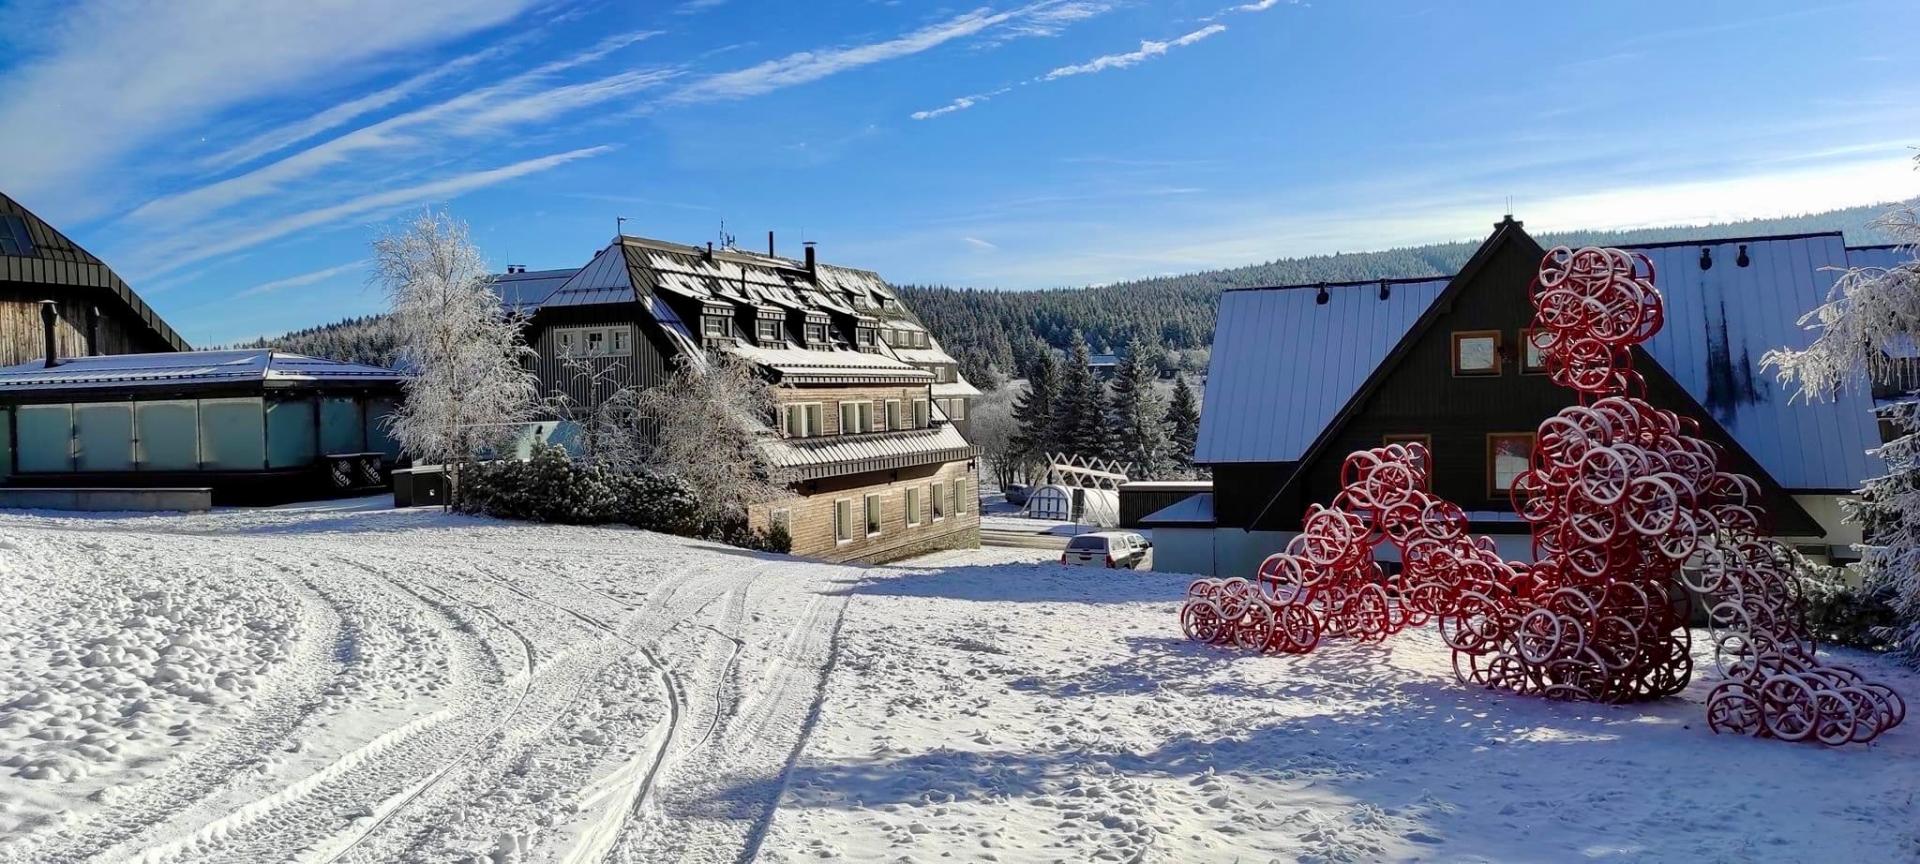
left=454, top=445, right=702, bottom=536
left=1799, top=559, right=1900, bottom=651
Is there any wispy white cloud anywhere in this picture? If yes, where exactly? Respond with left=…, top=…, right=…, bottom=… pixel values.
left=127, top=32, right=665, bottom=227
left=672, top=6, right=1036, bottom=103
left=199, top=42, right=520, bottom=172
left=912, top=88, right=1012, bottom=120
left=914, top=21, right=1233, bottom=119
left=964, top=236, right=999, bottom=250
left=0, top=0, right=541, bottom=222
left=677, top=0, right=728, bottom=13
left=137, top=146, right=612, bottom=278
left=236, top=259, right=369, bottom=298
left=989, top=1, right=1113, bottom=42
left=1044, top=24, right=1226, bottom=80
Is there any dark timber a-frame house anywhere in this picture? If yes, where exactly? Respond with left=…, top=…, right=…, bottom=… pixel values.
left=1151, top=217, right=1885, bottom=577
left=0, top=191, right=190, bottom=364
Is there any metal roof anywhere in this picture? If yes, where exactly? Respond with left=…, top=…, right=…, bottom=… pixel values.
left=765, top=423, right=975, bottom=479
left=1194, top=277, right=1449, bottom=464
left=1140, top=492, right=1214, bottom=526
left=1, top=191, right=190, bottom=352
left=1192, top=232, right=1887, bottom=492
left=0, top=350, right=403, bottom=392
left=543, top=245, right=634, bottom=308
left=1630, top=235, right=1882, bottom=491
left=490, top=268, right=578, bottom=314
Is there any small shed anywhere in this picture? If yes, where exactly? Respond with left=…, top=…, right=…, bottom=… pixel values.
left=1119, top=480, right=1212, bottom=527
left=0, top=349, right=405, bottom=503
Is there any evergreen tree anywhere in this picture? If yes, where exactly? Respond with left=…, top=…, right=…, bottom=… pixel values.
left=1052, top=331, right=1114, bottom=461
left=1166, top=373, right=1201, bottom=477
left=1763, top=182, right=1920, bottom=662
left=1109, top=338, right=1167, bottom=479
left=1011, top=346, right=1059, bottom=467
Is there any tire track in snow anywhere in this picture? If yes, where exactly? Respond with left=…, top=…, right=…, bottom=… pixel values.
left=27, top=546, right=344, bottom=864
left=118, top=555, right=511, bottom=864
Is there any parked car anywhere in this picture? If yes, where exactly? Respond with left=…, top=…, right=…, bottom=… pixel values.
left=1004, top=484, right=1031, bottom=507
left=1059, top=531, right=1152, bottom=569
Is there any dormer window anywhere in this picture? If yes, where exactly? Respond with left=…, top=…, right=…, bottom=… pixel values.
left=804, top=321, right=829, bottom=347
left=755, top=318, right=781, bottom=344
left=856, top=327, right=877, bottom=352
left=703, top=316, right=728, bottom=338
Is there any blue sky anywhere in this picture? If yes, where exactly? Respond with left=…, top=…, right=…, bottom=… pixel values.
left=0, top=0, right=1916, bottom=346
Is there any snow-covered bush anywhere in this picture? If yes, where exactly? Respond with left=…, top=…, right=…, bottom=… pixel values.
left=454, top=445, right=699, bottom=534
left=1795, top=555, right=1900, bottom=651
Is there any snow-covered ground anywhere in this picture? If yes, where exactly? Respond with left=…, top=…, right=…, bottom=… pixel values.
left=0, top=502, right=1915, bottom=863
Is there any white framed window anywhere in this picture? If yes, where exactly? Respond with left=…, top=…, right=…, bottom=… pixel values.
left=783, top=402, right=822, bottom=438
left=885, top=399, right=902, bottom=431
left=756, top=319, right=781, bottom=343
left=913, top=398, right=929, bottom=428
left=864, top=494, right=883, bottom=537
left=805, top=322, right=828, bottom=345
left=704, top=316, right=728, bottom=338
left=805, top=404, right=823, bottom=438
left=554, top=325, right=633, bottom=358
left=834, top=499, right=854, bottom=543
left=948, top=398, right=966, bottom=421
left=905, top=487, right=921, bottom=526
left=839, top=402, right=859, bottom=435
left=857, top=328, right=877, bottom=349
left=930, top=482, right=945, bottom=521
left=953, top=480, right=965, bottom=516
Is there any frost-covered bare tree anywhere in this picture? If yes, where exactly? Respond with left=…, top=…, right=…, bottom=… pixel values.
left=969, top=386, right=1027, bottom=491
left=1763, top=168, right=1920, bottom=661
left=632, top=352, right=794, bottom=529
left=546, top=354, right=646, bottom=471
left=377, top=209, right=538, bottom=491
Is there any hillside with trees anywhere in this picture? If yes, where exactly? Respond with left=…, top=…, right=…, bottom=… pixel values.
left=245, top=204, right=1902, bottom=384
left=902, top=203, right=1904, bottom=385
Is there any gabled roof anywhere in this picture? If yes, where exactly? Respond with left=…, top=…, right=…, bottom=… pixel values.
left=0, top=350, right=402, bottom=392
left=1195, top=220, right=1885, bottom=494
left=0, top=191, right=190, bottom=352
left=1194, top=276, right=1450, bottom=464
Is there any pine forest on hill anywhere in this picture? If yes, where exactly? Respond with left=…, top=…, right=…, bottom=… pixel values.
left=244, top=203, right=1904, bottom=382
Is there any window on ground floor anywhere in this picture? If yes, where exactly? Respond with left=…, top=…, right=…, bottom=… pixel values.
left=953, top=479, right=967, bottom=515
left=834, top=499, right=853, bottom=543
left=931, top=481, right=945, bottom=521
left=905, top=487, right=921, bottom=525
left=864, top=493, right=883, bottom=536
left=1487, top=432, right=1535, bottom=497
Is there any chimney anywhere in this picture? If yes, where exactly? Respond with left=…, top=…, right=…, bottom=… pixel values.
left=705, top=241, right=714, bottom=262
left=767, top=230, right=775, bottom=258
left=84, top=305, right=100, bottom=356
left=39, top=300, right=58, bottom=368
left=804, top=241, right=817, bottom=276
left=506, top=264, right=526, bottom=274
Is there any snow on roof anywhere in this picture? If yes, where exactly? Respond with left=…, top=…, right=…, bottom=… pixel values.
left=933, top=380, right=982, bottom=398
left=1195, top=277, right=1449, bottom=465
left=764, top=423, right=974, bottom=477
left=0, top=350, right=403, bottom=392
left=724, top=343, right=930, bottom=382
left=1140, top=492, right=1214, bottom=526
left=1193, top=231, right=1887, bottom=491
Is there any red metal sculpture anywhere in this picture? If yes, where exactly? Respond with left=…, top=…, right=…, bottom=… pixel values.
left=1180, top=246, right=1905, bottom=744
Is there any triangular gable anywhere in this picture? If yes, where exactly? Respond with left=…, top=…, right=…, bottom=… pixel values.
left=1260, top=219, right=1819, bottom=536
left=0, top=191, right=189, bottom=352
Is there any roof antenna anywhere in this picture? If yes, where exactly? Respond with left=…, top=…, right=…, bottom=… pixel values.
left=616, top=216, right=628, bottom=238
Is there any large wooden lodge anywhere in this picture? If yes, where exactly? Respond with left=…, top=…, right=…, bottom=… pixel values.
left=497, top=234, right=982, bottom=563
left=1146, top=217, right=1896, bottom=576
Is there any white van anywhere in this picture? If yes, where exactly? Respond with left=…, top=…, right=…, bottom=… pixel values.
left=1059, top=532, right=1152, bottom=569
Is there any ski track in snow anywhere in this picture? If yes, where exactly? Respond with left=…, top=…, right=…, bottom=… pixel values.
left=2, top=503, right=1918, bottom=863
left=0, top=502, right=853, bottom=864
